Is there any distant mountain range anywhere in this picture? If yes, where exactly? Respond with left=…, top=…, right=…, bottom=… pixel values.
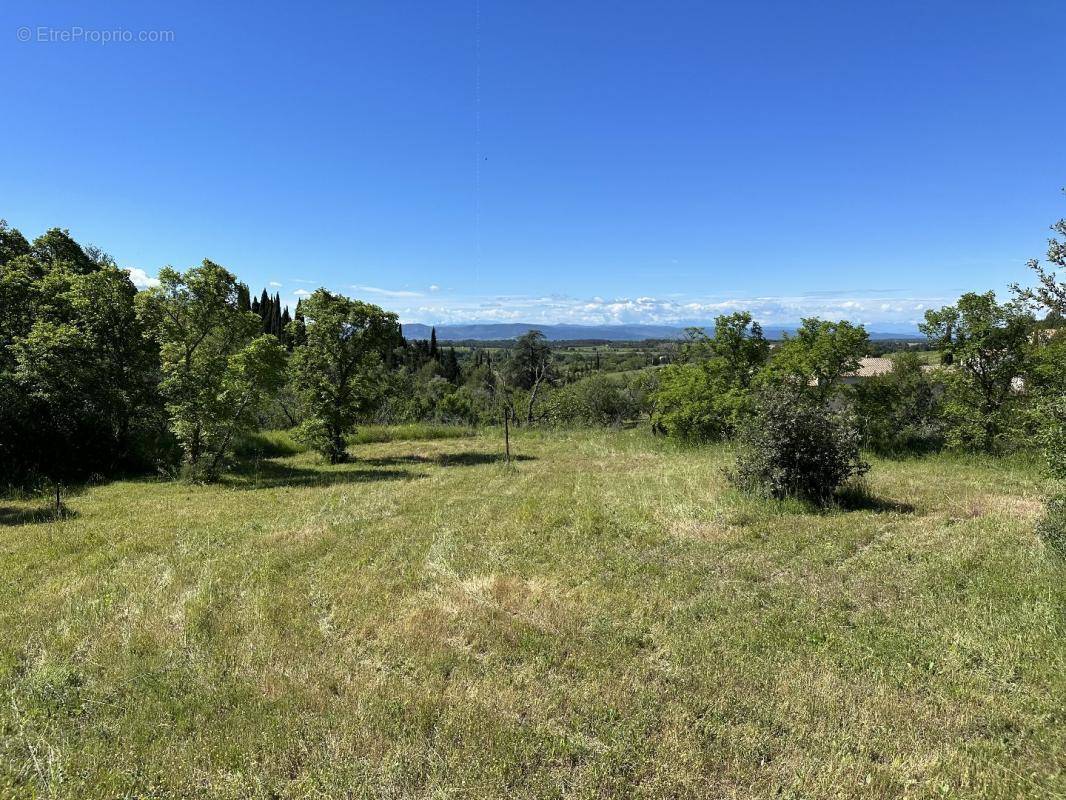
left=399, top=322, right=924, bottom=342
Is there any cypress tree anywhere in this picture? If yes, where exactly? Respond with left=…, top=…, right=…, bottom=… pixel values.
left=443, top=347, right=460, bottom=383
left=429, top=327, right=438, bottom=360
left=237, top=283, right=252, bottom=312
left=292, top=299, right=307, bottom=347
left=280, top=306, right=292, bottom=348
left=259, top=290, right=271, bottom=327
left=270, top=293, right=282, bottom=336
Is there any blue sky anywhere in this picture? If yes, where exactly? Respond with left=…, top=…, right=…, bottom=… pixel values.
left=2, top=0, right=1064, bottom=329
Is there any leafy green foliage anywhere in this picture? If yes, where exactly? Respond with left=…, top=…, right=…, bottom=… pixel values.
left=852, top=352, right=945, bottom=454
left=1042, top=394, right=1066, bottom=481
left=651, top=314, right=769, bottom=442
left=544, top=373, right=639, bottom=427
left=920, top=292, right=1033, bottom=452
left=652, top=362, right=733, bottom=442
left=137, top=261, right=286, bottom=479
left=1012, top=196, right=1065, bottom=316
left=288, top=289, right=401, bottom=462
left=0, top=224, right=164, bottom=488
left=764, top=318, right=869, bottom=396
left=436, top=385, right=498, bottom=426
left=731, top=385, right=869, bottom=505
left=504, top=330, right=553, bottom=390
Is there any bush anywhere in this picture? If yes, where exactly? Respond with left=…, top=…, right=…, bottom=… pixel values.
left=1040, top=395, right=1066, bottom=480
left=1038, top=495, right=1066, bottom=558
left=852, top=352, right=945, bottom=454
left=295, top=417, right=346, bottom=463
left=436, top=385, right=497, bottom=426
left=544, top=374, right=638, bottom=427
left=731, top=386, right=869, bottom=505
left=650, top=363, right=752, bottom=443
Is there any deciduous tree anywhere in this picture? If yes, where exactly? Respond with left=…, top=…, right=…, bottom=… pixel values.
left=137, top=260, right=286, bottom=478
left=920, top=292, right=1032, bottom=452
left=288, top=289, right=401, bottom=462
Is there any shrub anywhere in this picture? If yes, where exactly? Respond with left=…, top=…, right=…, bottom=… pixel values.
left=852, top=352, right=945, bottom=454
left=544, top=374, right=638, bottom=427
left=648, top=364, right=733, bottom=445
left=1038, top=494, right=1066, bottom=558
left=436, top=385, right=497, bottom=426
left=731, top=386, right=869, bottom=505
left=1038, top=395, right=1066, bottom=480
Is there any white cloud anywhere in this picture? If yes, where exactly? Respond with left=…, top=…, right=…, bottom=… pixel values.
left=377, top=289, right=954, bottom=330
left=350, top=284, right=423, bottom=298
left=126, top=268, right=159, bottom=289
left=269, top=281, right=282, bottom=287
left=429, top=284, right=441, bottom=292
left=294, top=288, right=312, bottom=297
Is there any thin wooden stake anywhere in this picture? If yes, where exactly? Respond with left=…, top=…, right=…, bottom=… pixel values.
left=504, top=408, right=511, bottom=464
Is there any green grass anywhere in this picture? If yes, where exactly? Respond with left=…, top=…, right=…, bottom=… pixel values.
left=346, top=422, right=477, bottom=444
left=0, top=429, right=1063, bottom=798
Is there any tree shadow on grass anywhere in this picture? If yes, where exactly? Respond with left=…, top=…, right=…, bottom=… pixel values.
left=363, top=452, right=535, bottom=468
left=835, top=485, right=916, bottom=514
left=224, top=459, right=426, bottom=490
left=0, top=505, right=78, bottom=526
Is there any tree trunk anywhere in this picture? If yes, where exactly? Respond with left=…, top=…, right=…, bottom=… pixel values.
left=279, top=400, right=297, bottom=427
left=527, top=370, right=544, bottom=426
left=208, top=397, right=252, bottom=478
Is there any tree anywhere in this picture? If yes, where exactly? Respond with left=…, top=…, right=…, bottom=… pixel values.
left=709, top=312, right=770, bottom=387
left=545, top=373, right=639, bottom=428
left=237, top=282, right=252, bottom=312
left=1011, top=201, right=1066, bottom=476
left=919, top=292, right=1033, bottom=452
left=0, top=222, right=164, bottom=494
left=288, top=289, right=401, bottom=462
left=30, top=227, right=97, bottom=274
left=852, top=352, right=944, bottom=454
left=651, top=313, right=771, bottom=442
left=0, top=219, right=31, bottom=265
left=766, top=318, right=869, bottom=397
left=271, top=292, right=283, bottom=337
left=674, top=327, right=714, bottom=364
left=137, top=260, right=286, bottom=479
left=1012, top=197, right=1065, bottom=316
left=505, top=330, right=554, bottom=424
left=651, top=362, right=729, bottom=442
left=291, top=299, right=307, bottom=347
left=440, top=347, right=461, bottom=383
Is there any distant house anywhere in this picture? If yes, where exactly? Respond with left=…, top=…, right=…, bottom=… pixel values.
left=809, top=356, right=938, bottom=387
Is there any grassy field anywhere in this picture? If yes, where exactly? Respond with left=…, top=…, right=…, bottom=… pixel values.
left=1, top=428, right=1063, bottom=798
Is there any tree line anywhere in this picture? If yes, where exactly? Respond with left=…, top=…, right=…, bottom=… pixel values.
left=1, top=199, right=1063, bottom=512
